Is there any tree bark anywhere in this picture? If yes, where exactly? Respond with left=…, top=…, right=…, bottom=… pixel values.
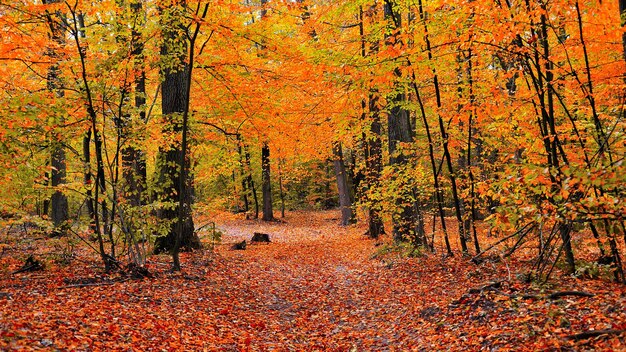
left=359, top=5, right=384, bottom=239
left=43, top=0, right=69, bottom=234
left=122, top=0, right=147, bottom=208
left=619, top=0, right=626, bottom=62
left=365, top=94, right=385, bottom=239
left=244, top=143, right=259, bottom=218
left=50, top=142, right=69, bottom=231
left=278, top=157, right=285, bottom=218
left=236, top=136, right=249, bottom=212
left=385, top=1, right=422, bottom=244
left=333, top=142, right=353, bottom=226
left=154, top=2, right=200, bottom=255
left=261, top=142, right=274, bottom=221
left=83, top=129, right=96, bottom=233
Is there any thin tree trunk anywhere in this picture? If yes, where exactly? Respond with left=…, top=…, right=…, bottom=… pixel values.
left=359, top=5, right=384, bottom=239
left=278, top=157, right=285, bottom=218
left=417, top=0, right=467, bottom=253
left=83, top=129, right=96, bottom=233
left=409, top=73, right=452, bottom=256
left=465, top=48, right=480, bottom=254
left=244, top=143, right=259, bottom=218
left=261, top=142, right=274, bottom=221
left=520, top=0, right=575, bottom=273
left=236, top=135, right=249, bottom=212
left=333, top=142, right=353, bottom=226
left=67, top=5, right=116, bottom=270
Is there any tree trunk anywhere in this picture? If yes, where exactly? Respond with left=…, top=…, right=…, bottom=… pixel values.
left=360, top=5, right=384, bottom=239
left=619, top=0, right=626, bottom=62
left=365, top=94, right=385, bottom=239
left=278, top=157, right=285, bottom=218
left=244, top=143, right=259, bottom=218
left=261, top=142, right=274, bottom=221
left=237, top=136, right=249, bottom=212
left=154, top=2, right=200, bottom=255
left=418, top=0, right=467, bottom=253
left=122, top=0, right=147, bottom=208
left=50, top=142, right=69, bottom=231
left=83, top=129, right=96, bottom=233
left=385, top=1, right=422, bottom=244
left=333, top=142, right=353, bottom=226
left=43, top=0, right=69, bottom=234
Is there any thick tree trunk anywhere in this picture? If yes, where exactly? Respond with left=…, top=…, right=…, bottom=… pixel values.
left=42, top=162, right=50, bottom=217
left=387, top=100, right=420, bottom=243
left=365, top=94, right=385, bottom=239
left=50, top=142, right=68, bottom=231
left=122, top=0, right=147, bottom=208
left=385, top=1, right=422, bottom=244
left=43, top=0, right=69, bottom=234
left=154, top=3, right=200, bottom=255
left=153, top=73, right=199, bottom=253
left=333, top=142, right=353, bottom=226
left=261, top=142, right=274, bottom=221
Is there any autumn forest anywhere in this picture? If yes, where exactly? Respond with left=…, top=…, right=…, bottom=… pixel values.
left=1, top=0, right=625, bottom=350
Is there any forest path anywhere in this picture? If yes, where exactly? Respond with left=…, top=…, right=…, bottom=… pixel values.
left=211, top=212, right=424, bottom=349
left=208, top=210, right=435, bottom=349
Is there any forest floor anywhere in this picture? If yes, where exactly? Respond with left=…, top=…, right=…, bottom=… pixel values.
left=0, top=210, right=625, bottom=351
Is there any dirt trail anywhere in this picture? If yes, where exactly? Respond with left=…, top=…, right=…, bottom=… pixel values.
left=206, top=210, right=456, bottom=350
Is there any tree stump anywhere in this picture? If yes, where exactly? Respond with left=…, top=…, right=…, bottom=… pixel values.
left=232, top=240, right=247, bottom=250
left=13, top=255, right=43, bottom=274
left=251, top=232, right=271, bottom=243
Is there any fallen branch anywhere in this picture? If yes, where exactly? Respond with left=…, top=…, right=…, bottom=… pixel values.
left=548, top=291, right=595, bottom=299
left=58, top=278, right=129, bottom=289
left=465, top=284, right=594, bottom=301
left=471, top=222, right=535, bottom=263
left=468, top=281, right=504, bottom=294
left=566, top=329, right=625, bottom=341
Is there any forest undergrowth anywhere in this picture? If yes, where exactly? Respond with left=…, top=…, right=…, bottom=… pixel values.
left=1, top=210, right=625, bottom=351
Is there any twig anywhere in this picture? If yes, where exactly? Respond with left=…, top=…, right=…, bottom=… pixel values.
left=566, top=329, right=625, bottom=340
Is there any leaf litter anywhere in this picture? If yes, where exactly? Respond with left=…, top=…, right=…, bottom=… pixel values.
left=0, top=210, right=624, bottom=351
